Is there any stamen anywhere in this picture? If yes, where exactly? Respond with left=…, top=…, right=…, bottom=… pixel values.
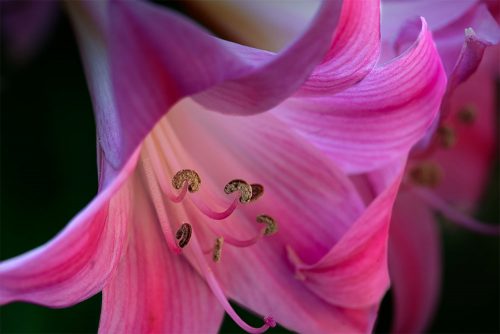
left=189, top=232, right=276, bottom=333
left=212, top=237, right=224, bottom=262
left=172, top=169, right=201, bottom=193
left=412, top=187, right=500, bottom=235
left=224, top=179, right=253, bottom=203
left=457, top=105, right=476, bottom=124
left=141, top=159, right=181, bottom=253
left=408, top=161, right=442, bottom=188
left=437, top=125, right=456, bottom=148
left=143, top=141, right=188, bottom=203
left=188, top=193, right=239, bottom=220
left=256, top=215, right=278, bottom=236
left=175, top=223, right=192, bottom=248
left=250, top=184, right=264, bottom=202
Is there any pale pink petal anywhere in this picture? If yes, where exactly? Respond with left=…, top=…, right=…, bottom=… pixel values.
left=147, top=101, right=381, bottom=332
left=389, top=3, right=500, bottom=77
left=273, top=18, right=446, bottom=173
left=99, top=174, right=224, bottom=334
left=191, top=0, right=343, bottom=112
left=188, top=0, right=381, bottom=97
left=0, top=0, right=58, bottom=62
left=0, top=149, right=139, bottom=307
left=380, top=0, right=477, bottom=61
left=165, top=100, right=365, bottom=263
left=284, top=161, right=404, bottom=309
left=433, top=4, right=500, bottom=77
left=438, top=4, right=500, bottom=117
left=389, top=192, right=441, bottom=333
left=298, top=0, right=381, bottom=96
left=67, top=0, right=343, bottom=174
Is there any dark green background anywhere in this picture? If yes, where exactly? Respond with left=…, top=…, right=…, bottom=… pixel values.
left=0, top=4, right=498, bottom=334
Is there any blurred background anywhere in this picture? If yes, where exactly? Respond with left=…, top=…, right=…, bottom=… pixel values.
left=0, top=2, right=498, bottom=333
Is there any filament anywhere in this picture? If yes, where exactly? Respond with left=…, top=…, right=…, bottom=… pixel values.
left=412, top=187, right=500, bottom=235
left=189, top=232, right=276, bottom=333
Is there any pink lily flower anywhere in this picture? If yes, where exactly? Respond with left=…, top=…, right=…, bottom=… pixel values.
left=380, top=2, right=500, bottom=332
left=187, top=0, right=500, bottom=332
left=0, top=0, right=446, bottom=333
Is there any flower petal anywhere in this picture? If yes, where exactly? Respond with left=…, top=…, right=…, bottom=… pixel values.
left=188, top=0, right=381, bottom=97
left=68, top=0, right=343, bottom=173
left=439, top=4, right=500, bottom=117
left=389, top=192, right=441, bottom=333
left=0, top=149, right=139, bottom=307
left=298, top=0, right=381, bottom=96
left=284, top=161, right=404, bottom=309
left=429, top=47, right=497, bottom=210
left=274, top=18, right=446, bottom=173
left=164, top=99, right=366, bottom=263
left=192, top=0, right=344, bottom=112
left=380, top=0, right=477, bottom=61
left=99, top=174, right=224, bottom=334
left=145, top=99, right=391, bottom=332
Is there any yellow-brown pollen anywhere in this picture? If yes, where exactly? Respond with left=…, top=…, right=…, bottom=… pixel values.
left=250, top=184, right=265, bottom=202
left=212, top=237, right=224, bottom=263
left=457, top=105, right=477, bottom=124
left=256, top=215, right=278, bottom=236
left=408, top=161, right=443, bottom=188
left=224, top=179, right=253, bottom=203
left=437, top=125, right=456, bottom=149
left=172, top=169, right=201, bottom=192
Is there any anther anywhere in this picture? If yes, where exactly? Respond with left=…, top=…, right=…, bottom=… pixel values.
left=457, top=105, right=476, bottom=124
left=172, top=169, right=201, bottom=193
left=224, top=179, right=253, bottom=203
left=256, top=215, right=278, bottom=236
left=408, top=162, right=442, bottom=188
left=212, top=237, right=224, bottom=262
left=437, top=125, right=456, bottom=148
left=250, top=184, right=264, bottom=202
left=175, top=223, right=192, bottom=248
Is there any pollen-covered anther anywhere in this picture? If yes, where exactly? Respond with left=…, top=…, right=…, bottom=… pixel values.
left=250, top=184, right=264, bottom=202
left=256, top=215, right=278, bottom=236
left=437, top=125, right=456, bottom=148
left=175, top=223, right=192, bottom=248
left=212, top=237, right=224, bottom=263
left=224, top=179, right=253, bottom=203
left=457, top=105, right=476, bottom=124
left=408, top=162, right=443, bottom=188
left=172, top=169, right=201, bottom=192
